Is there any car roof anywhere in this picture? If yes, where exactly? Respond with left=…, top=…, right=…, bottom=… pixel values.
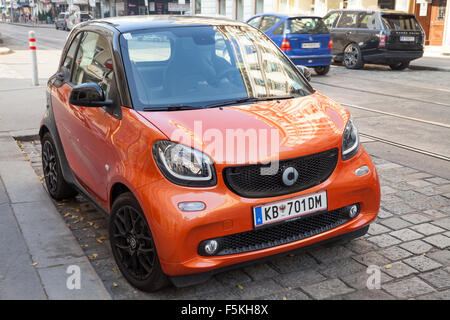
left=85, top=15, right=248, bottom=33
left=328, top=9, right=414, bottom=15
left=251, top=13, right=322, bottom=19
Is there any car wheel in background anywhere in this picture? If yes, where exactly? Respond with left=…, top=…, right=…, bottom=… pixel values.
left=343, top=43, right=364, bottom=70
left=314, top=65, right=330, bottom=75
left=389, top=61, right=410, bottom=71
left=41, top=132, right=77, bottom=200
left=109, top=192, right=169, bottom=292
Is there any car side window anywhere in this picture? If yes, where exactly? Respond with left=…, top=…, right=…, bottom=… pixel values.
left=336, top=12, right=359, bottom=28
left=248, top=16, right=262, bottom=28
left=323, top=12, right=340, bottom=29
left=272, top=22, right=285, bottom=35
left=62, top=32, right=82, bottom=75
left=260, top=16, right=280, bottom=32
left=358, top=13, right=380, bottom=29
left=72, top=32, right=116, bottom=101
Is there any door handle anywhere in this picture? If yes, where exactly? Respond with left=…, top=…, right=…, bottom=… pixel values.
left=346, top=31, right=352, bottom=35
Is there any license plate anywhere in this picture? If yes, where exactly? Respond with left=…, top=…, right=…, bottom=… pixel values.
left=253, top=191, right=327, bottom=228
left=302, top=42, right=320, bottom=49
left=400, top=36, right=415, bottom=42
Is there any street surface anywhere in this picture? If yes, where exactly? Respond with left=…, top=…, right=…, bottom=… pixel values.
left=1, top=23, right=450, bottom=299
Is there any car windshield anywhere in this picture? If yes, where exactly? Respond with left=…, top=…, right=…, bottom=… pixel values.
left=287, top=17, right=328, bottom=34
left=119, top=25, right=312, bottom=110
left=381, top=15, right=421, bottom=31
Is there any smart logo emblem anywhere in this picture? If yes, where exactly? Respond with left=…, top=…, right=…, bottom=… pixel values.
left=282, top=167, right=299, bottom=186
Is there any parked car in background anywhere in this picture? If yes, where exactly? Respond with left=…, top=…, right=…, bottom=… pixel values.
left=323, top=9, right=424, bottom=70
left=247, top=14, right=333, bottom=75
left=67, top=11, right=93, bottom=30
left=55, top=12, right=69, bottom=31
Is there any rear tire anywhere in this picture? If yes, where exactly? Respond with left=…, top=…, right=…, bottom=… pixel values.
left=389, top=61, right=409, bottom=70
left=109, top=192, right=169, bottom=292
left=41, top=132, right=77, bottom=200
left=343, top=43, right=364, bottom=69
left=314, top=65, right=330, bottom=75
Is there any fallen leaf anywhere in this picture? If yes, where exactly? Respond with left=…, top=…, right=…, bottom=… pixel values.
left=236, top=284, right=244, bottom=290
left=113, top=282, right=118, bottom=287
left=112, top=267, right=118, bottom=273
left=282, top=297, right=287, bottom=300
left=385, top=264, right=392, bottom=269
left=96, top=235, right=107, bottom=244
left=30, top=262, right=38, bottom=267
left=64, top=212, right=71, bottom=217
left=88, top=253, right=98, bottom=260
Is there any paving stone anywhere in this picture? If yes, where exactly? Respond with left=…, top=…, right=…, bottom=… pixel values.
left=424, top=209, right=447, bottom=219
left=214, top=269, right=252, bottom=286
left=381, top=246, right=413, bottom=261
left=423, top=234, right=450, bottom=249
left=432, top=217, right=450, bottom=230
left=427, top=196, right=450, bottom=209
left=408, top=180, right=432, bottom=188
left=340, top=270, right=393, bottom=290
left=443, top=193, right=450, bottom=199
left=403, top=256, right=442, bottom=272
left=438, top=206, right=450, bottom=215
left=368, top=234, right=402, bottom=248
left=344, top=238, right=378, bottom=254
left=380, top=195, right=403, bottom=204
left=427, top=250, right=450, bottom=265
left=319, top=258, right=366, bottom=278
left=405, top=199, right=433, bottom=211
left=259, top=289, right=311, bottom=300
left=379, top=217, right=412, bottom=230
left=302, top=279, right=354, bottom=300
left=338, top=288, right=395, bottom=300
left=383, top=261, right=417, bottom=278
left=396, top=190, right=425, bottom=202
left=376, top=162, right=403, bottom=170
left=418, top=269, right=450, bottom=289
left=404, top=172, right=434, bottom=180
left=411, top=223, right=445, bottom=236
left=368, top=223, right=391, bottom=235
left=418, top=289, right=450, bottom=300
left=426, top=177, right=450, bottom=185
left=243, top=263, right=279, bottom=281
left=269, top=253, right=318, bottom=274
left=390, top=229, right=423, bottom=242
left=383, top=205, right=415, bottom=216
left=381, top=186, right=397, bottom=195
left=308, top=245, right=354, bottom=264
left=273, top=269, right=326, bottom=289
left=353, top=251, right=390, bottom=267
left=416, top=187, right=442, bottom=196
left=377, top=209, right=394, bottom=219
left=400, top=240, right=433, bottom=254
left=401, top=213, right=432, bottom=224
left=231, top=279, right=285, bottom=299
left=383, top=277, right=435, bottom=299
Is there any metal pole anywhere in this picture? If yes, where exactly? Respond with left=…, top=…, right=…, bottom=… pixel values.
left=29, top=30, right=39, bottom=86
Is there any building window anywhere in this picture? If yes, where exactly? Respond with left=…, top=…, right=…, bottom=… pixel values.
left=255, top=0, right=264, bottom=14
left=378, top=0, right=395, bottom=10
left=438, top=0, right=447, bottom=21
left=219, top=0, right=226, bottom=15
left=195, top=0, right=201, bottom=14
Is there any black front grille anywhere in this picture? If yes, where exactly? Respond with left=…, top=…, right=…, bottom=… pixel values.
left=223, top=148, right=339, bottom=198
left=200, top=206, right=353, bottom=256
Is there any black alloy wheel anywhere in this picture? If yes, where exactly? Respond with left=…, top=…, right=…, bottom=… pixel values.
left=344, top=43, right=364, bottom=69
left=109, top=192, right=168, bottom=292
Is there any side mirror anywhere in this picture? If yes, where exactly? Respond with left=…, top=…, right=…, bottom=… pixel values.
left=69, top=83, right=113, bottom=108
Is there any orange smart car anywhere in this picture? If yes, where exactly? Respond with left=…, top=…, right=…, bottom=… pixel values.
left=40, top=16, right=380, bottom=291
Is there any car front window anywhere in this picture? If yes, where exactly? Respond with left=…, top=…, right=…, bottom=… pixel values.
left=120, top=25, right=312, bottom=110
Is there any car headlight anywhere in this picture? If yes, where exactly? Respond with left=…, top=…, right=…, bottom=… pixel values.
left=342, top=119, right=359, bottom=160
left=152, top=140, right=216, bottom=187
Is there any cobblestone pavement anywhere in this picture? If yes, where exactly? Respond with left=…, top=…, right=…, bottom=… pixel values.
left=17, top=139, right=450, bottom=300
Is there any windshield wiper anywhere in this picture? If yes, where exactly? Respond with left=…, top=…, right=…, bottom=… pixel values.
left=142, top=105, right=203, bottom=111
left=203, top=96, right=297, bottom=109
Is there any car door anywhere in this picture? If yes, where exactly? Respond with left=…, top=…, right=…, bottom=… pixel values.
left=333, top=11, right=360, bottom=55
left=51, top=31, right=121, bottom=206
left=356, top=12, right=383, bottom=56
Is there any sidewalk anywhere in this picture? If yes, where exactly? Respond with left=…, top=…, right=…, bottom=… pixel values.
left=0, top=38, right=110, bottom=299
left=0, top=20, right=55, bottom=29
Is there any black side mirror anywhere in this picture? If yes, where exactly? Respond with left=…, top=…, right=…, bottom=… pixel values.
left=69, top=83, right=113, bottom=108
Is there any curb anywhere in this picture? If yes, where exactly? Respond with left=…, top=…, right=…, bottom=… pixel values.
left=0, top=133, right=112, bottom=300
left=0, top=21, right=55, bottom=29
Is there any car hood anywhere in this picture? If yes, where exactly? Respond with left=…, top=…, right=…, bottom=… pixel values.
left=137, top=92, right=349, bottom=167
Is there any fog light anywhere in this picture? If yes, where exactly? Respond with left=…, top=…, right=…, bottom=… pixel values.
left=178, top=201, right=205, bottom=212
left=348, top=204, right=359, bottom=218
left=204, top=240, right=219, bottom=255
left=355, top=165, right=370, bottom=176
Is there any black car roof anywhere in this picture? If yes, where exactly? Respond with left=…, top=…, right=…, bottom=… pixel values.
left=83, top=15, right=249, bottom=33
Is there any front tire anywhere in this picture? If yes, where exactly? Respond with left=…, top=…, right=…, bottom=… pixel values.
left=314, top=65, right=330, bottom=75
left=109, top=192, right=169, bottom=292
left=41, top=132, right=77, bottom=200
left=343, top=43, right=364, bottom=69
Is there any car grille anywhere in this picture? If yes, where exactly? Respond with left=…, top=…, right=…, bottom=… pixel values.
left=200, top=206, right=353, bottom=256
left=223, top=148, right=339, bottom=198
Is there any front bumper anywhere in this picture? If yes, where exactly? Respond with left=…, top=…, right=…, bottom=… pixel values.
left=363, top=48, right=423, bottom=64
left=136, top=146, right=380, bottom=280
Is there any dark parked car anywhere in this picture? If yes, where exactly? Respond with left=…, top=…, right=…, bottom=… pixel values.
left=323, top=10, right=424, bottom=70
left=55, top=12, right=69, bottom=31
